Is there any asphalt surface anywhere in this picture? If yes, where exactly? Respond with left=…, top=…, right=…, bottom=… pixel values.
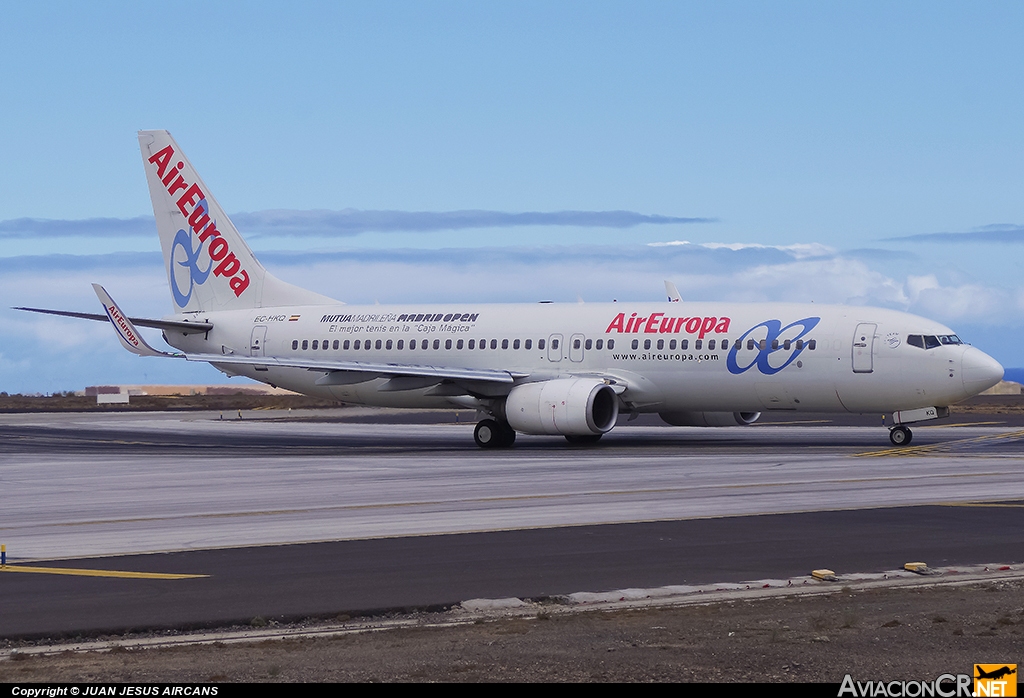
left=2, top=504, right=1024, bottom=639
left=1, top=408, right=1023, bottom=639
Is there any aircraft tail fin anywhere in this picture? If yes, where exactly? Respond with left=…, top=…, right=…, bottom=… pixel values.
left=138, top=130, right=337, bottom=313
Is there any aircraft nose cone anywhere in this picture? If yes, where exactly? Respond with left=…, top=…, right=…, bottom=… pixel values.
left=961, top=347, right=1004, bottom=396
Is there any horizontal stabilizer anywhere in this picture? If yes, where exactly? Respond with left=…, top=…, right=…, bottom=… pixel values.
left=14, top=306, right=213, bottom=335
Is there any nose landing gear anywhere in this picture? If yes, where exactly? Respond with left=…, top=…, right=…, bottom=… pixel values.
left=474, top=419, right=517, bottom=449
left=889, top=425, right=913, bottom=446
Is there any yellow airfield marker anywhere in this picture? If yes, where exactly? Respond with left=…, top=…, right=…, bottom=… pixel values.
left=0, top=565, right=207, bottom=579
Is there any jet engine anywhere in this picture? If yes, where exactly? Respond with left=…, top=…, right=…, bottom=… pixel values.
left=505, top=378, right=619, bottom=436
left=659, top=411, right=761, bottom=427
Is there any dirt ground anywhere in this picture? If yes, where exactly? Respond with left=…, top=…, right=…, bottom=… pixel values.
left=2, top=578, right=1022, bottom=683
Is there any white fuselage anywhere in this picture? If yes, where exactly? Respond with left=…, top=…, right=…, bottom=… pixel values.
left=163, top=301, right=1003, bottom=416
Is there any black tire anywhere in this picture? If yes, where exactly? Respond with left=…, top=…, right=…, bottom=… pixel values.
left=497, top=422, right=517, bottom=447
left=475, top=419, right=516, bottom=449
left=474, top=419, right=501, bottom=448
left=889, top=426, right=913, bottom=446
left=565, top=433, right=603, bottom=445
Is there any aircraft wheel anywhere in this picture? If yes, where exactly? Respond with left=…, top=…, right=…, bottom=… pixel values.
left=889, top=426, right=913, bottom=446
left=475, top=419, right=516, bottom=449
left=497, top=421, right=517, bottom=447
left=565, top=433, right=603, bottom=445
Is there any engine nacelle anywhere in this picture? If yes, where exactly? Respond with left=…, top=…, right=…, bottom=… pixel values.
left=505, top=378, right=619, bottom=436
left=659, top=411, right=761, bottom=427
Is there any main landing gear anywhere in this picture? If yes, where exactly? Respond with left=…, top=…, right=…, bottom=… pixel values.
left=889, top=425, right=913, bottom=446
left=474, top=419, right=517, bottom=449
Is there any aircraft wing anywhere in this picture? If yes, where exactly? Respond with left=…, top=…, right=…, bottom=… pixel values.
left=185, top=352, right=527, bottom=384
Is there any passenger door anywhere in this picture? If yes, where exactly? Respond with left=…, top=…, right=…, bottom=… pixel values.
left=852, top=323, right=877, bottom=373
left=569, top=334, right=585, bottom=362
left=548, top=334, right=563, bottom=362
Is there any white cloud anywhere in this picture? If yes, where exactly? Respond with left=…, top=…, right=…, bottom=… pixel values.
left=647, top=240, right=835, bottom=259
left=1, top=241, right=1021, bottom=393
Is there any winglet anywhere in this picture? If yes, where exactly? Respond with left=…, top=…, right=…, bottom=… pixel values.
left=665, top=280, right=682, bottom=303
left=91, top=284, right=178, bottom=357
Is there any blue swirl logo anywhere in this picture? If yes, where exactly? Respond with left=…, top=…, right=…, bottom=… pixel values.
left=726, top=317, right=820, bottom=375
left=169, top=227, right=212, bottom=308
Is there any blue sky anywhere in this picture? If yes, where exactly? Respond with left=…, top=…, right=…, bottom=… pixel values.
left=2, top=2, right=1023, bottom=392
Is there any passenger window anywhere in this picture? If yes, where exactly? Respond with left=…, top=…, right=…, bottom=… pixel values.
left=491, top=339, right=498, bottom=349
left=302, top=340, right=309, bottom=350
left=343, top=340, right=350, bottom=350
left=771, top=340, right=778, bottom=350
left=681, top=340, right=688, bottom=350
left=525, top=339, right=532, bottom=350
left=808, top=340, right=816, bottom=350
left=323, top=340, right=329, bottom=351
left=386, top=340, right=393, bottom=350
left=644, top=339, right=651, bottom=350
left=575, top=339, right=582, bottom=349
left=468, top=339, right=475, bottom=349
left=607, top=339, right=615, bottom=349
left=333, top=340, right=339, bottom=350
left=669, top=339, right=676, bottom=350
left=445, top=339, right=452, bottom=350
left=656, top=339, right=664, bottom=350
left=585, top=339, right=592, bottom=350
left=708, top=339, right=716, bottom=350
left=502, top=339, right=509, bottom=349
left=695, top=340, right=702, bottom=350
left=721, top=339, right=728, bottom=350
left=632, top=339, right=639, bottom=350
left=551, top=339, right=558, bottom=349
left=312, top=340, right=319, bottom=350
left=795, top=340, right=803, bottom=350
left=408, top=340, right=414, bottom=350
left=292, top=340, right=298, bottom=350
left=457, top=339, right=464, bottom=349
left=397, top=340, right=403, bottom=350
left=759, top=340, right=767, bottom=350
left=539, top=339, right=545, bottom=350
left=433, top=339, right=440, bottom=350
left=748, top=339, right=755, bottom=350
left=480, top=339, right=487, bottom=350
left=513, top=339, right=520, bottom=349
left=373, top=340, right=380, bottom=350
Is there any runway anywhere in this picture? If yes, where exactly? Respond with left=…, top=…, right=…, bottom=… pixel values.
left=1, top=410, right=1023, bottom=637
left=3, top=410, right=1024, bottom=559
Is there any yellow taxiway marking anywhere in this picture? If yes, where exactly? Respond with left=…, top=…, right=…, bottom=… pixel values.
left=938, top=502, right=1024, bottom=509
left=918, top=421, right=1006, bottom=429
left=856, top=428, right=1024, bottom=458
left=0, top=565, right=207, bottom=579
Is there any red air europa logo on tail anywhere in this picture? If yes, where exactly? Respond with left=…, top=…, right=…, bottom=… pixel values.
left=148, top=145, right=250, bottom=298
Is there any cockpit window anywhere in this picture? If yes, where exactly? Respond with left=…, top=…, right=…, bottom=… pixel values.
left=908, top=334, right=962, bottom=350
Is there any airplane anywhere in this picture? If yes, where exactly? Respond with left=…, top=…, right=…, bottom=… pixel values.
left=16, top=130, right=1005, bottom=448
